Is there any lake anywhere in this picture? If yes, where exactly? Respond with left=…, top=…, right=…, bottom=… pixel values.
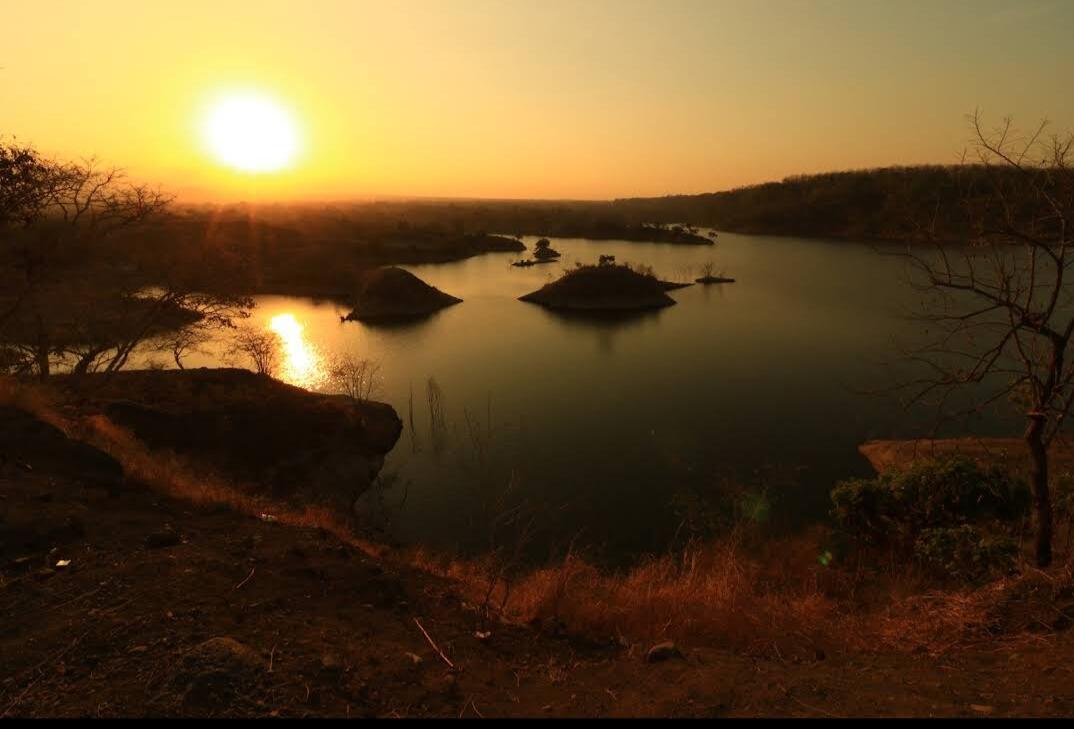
left=180, top=232, right=1017, bottom=564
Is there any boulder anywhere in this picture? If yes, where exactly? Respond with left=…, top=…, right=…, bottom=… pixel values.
left=646, top=641, right=683, bottom=663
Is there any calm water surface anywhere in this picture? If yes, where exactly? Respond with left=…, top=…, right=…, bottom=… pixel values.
left=181, top=233, right=1013, bottom=562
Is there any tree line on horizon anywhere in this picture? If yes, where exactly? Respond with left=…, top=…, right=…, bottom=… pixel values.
left=611, top=163, right=1074, bottom=242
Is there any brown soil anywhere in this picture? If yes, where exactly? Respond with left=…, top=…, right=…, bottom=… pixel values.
left=4, top=380, right=1074, bottom=717
left=5, top=448, right=1074, bottom=717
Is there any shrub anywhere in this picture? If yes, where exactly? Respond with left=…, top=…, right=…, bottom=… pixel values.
left=830, top=456, right=1029, bottom=579
left=913, top=525, right=1018, bottom=583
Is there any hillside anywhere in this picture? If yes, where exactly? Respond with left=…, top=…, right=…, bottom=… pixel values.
left=613, top=165, right=1074, bottom=242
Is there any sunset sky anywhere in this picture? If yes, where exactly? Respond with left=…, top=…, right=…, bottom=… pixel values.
left=3, top=0, right=1071, bottom=202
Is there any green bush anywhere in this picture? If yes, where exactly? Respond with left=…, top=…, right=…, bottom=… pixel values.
left=830, top=456, right=1029, bottom=580
left=913, top=525, right=1018, bottom=582
left=831, top=456, right=1028, bottom=544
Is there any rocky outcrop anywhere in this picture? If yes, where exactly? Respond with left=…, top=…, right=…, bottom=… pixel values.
left=59, top=369, right=403, bottom=515
left=346, top=267, right=462, bottom=322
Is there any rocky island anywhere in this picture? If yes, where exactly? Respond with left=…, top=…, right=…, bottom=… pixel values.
left=345, top=267, right=462, bottom=322
left=519, top=263, right=689, bottom=311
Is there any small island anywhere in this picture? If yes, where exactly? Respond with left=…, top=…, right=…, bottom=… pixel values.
left=519, top=262, right=690, bottom=311
left=533, top=238, right=562, bottom=260
left=345, top=267, right=462, bottom=321
left=694, top=262, right=735, bottom=284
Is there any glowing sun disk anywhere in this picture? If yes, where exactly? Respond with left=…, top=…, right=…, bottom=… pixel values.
left=203, top=92, right=299, bottom=173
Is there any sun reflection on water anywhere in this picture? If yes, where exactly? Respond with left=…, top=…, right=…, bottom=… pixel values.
left=269, top=313, right=327, bottom=390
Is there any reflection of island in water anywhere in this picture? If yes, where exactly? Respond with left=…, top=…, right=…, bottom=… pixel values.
left=535, top=306, right=665, bottom=331
left=269, top=313, right=328, bottom=390
left=534, top=307, right=665, bottom=354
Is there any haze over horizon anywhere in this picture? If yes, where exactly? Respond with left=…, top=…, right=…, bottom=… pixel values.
left=4, top=0, right=1072, bottom=203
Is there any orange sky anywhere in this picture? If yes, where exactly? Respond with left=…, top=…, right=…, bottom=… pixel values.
left=3, top=0, right=1071, bottom=202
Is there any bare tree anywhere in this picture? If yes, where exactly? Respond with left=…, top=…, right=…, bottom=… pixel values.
left=901, top=113, right=1074, bottom=566
left=228, top=325, right=281, bottom=377
left=157, top=324, right=212, bottom=371
left=327, top=354, right=382, bottom=404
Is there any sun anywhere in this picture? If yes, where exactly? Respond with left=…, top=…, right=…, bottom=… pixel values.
left=202, top=92, right=300, bottom=173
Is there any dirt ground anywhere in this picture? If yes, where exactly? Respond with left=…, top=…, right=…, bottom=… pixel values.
left=4, top=454, right=1074, bottom=719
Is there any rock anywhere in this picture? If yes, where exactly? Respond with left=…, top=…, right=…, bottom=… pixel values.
left=646, top=641, right=683, bottom=663
left=404, top=652, right=423, bottom=666
left=146, top=529, right=181, bottom=549
left=320, top=653, right=343, bottom=675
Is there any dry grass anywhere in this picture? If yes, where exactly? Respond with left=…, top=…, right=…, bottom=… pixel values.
left=414, top=528, right=1074, bottom=659
left=866, top=564, right=1074, bottom=655
left=76, top=414, right=388, bottom=558
left=411, top=532, right=848, bottom=656
left=0, top=376, right=63, bottom=427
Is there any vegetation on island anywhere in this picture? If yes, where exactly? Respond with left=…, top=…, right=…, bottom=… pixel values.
left=519, top=261, right=687, bottom=311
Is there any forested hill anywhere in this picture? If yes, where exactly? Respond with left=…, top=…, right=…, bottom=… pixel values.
left=611, top=165, right=1055, bottom=242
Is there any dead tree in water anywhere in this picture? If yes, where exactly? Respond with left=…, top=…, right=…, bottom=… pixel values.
left=900, top=113, right=1074, bottom=566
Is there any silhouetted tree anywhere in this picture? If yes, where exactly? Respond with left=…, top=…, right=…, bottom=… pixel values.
left=901, top=114, right=1074, bottom=566
left=0, top=142, right=251, bottom=377
left=228, top=325, right=280, bottom=377
left=327, top=354, right=382, bottom=404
